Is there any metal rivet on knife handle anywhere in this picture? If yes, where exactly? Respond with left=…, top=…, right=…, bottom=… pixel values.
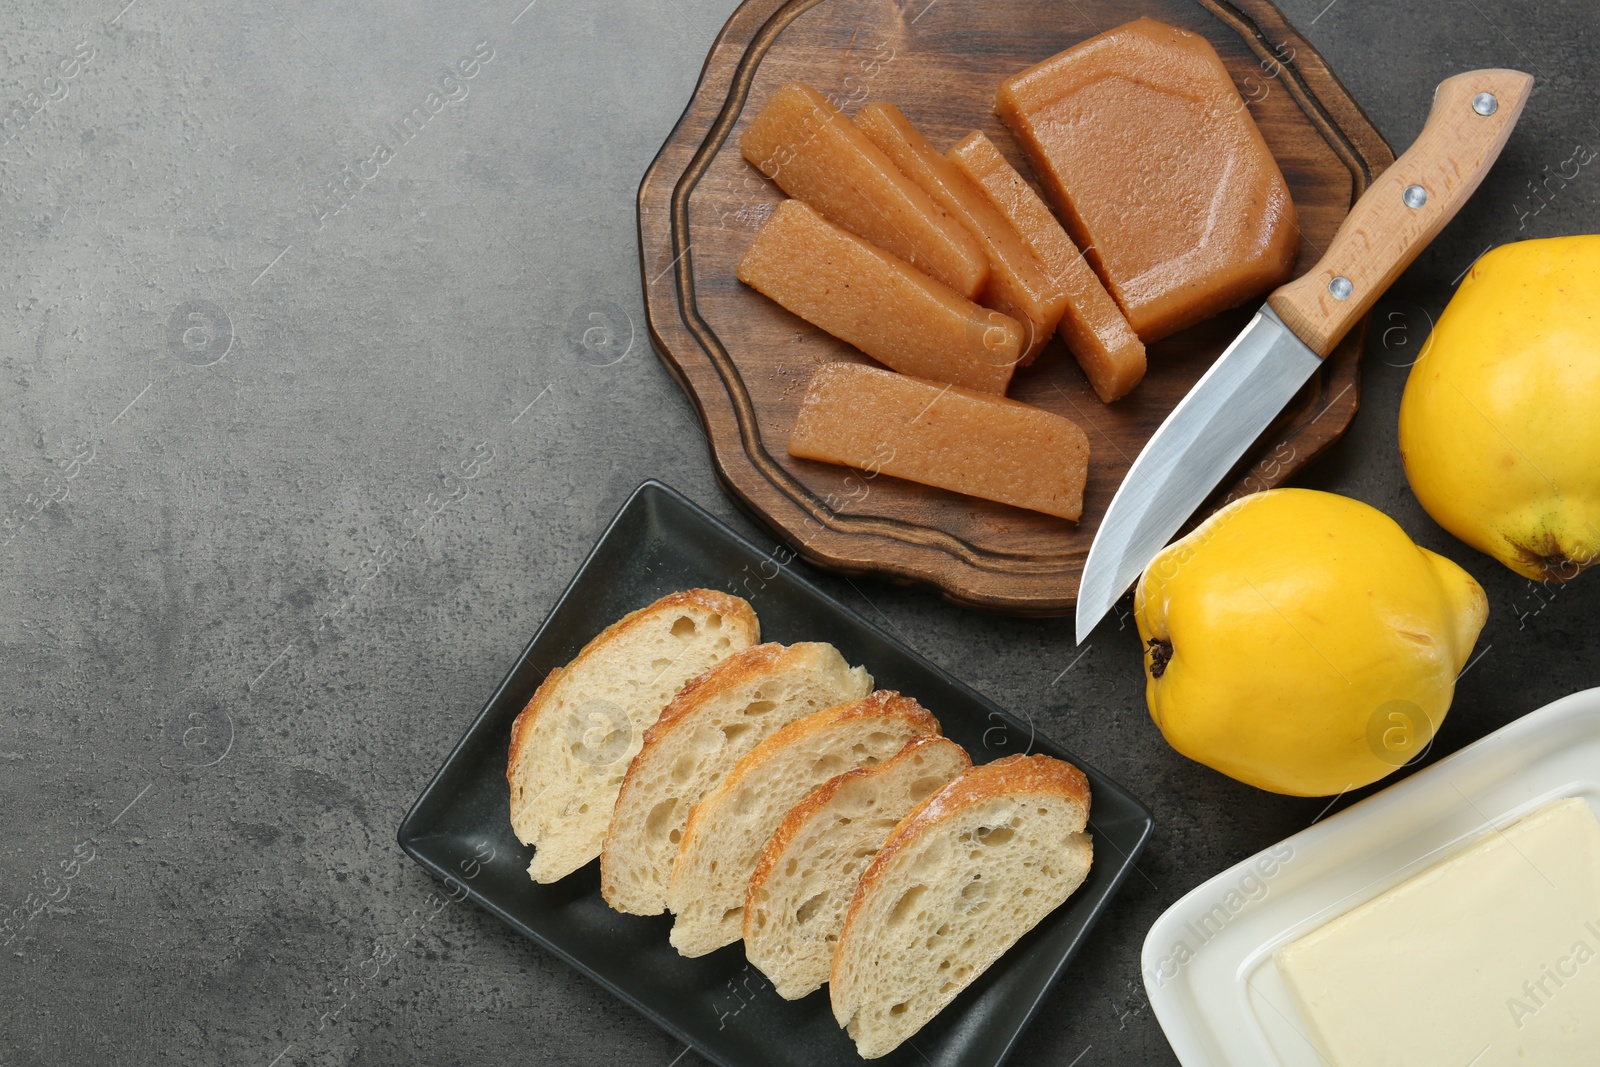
left=1329, top=276, right=1353, bottom=300
left=1265, top=69, right=1532, bottom=357
left=1403, top=184, right=1428, bottom=208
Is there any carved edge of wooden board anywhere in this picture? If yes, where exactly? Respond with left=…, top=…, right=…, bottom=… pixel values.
left=637, top=0, right=1396, bottom=616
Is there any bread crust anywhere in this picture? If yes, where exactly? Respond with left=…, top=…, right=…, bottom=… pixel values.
left=601, top=640, right=862, bottom=909
left=639, top=640, right=788, bottom=742
left=504, top=589, right=757, bottom=788
left=743, top=734, right=970, bottom=933
left=830, top=754, right=1091, bottom=992
left=674, top=692, right=938, bottom=891
left=602, top=643, right=785, bottom=859
left=506, top=665, right=563, bottom=787
left=677, top=690, right=940, bottom=863
left=666, top=692, right=940, bottom=955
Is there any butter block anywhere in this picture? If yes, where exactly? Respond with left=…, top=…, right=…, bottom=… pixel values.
left=1275, top=797, right=1600, bottom=1066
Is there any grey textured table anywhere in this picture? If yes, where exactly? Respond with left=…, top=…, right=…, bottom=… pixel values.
left=1, top=1, right=1596, bottom=1064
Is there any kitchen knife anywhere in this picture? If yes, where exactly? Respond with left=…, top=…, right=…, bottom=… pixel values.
left=1074, top=68, right=1533, bottom=645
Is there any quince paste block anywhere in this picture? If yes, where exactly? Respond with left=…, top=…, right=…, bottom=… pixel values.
left=854, top=102, right=1067, bottom=367
left=788, top=363, right=1089, bottom=522
left=738, top=200, right=1023, bottom=395
left=949, top=131, right=1147, bottom=403
left=740, top=83, right=990, bottom=300
left=996, top=17, right=1299, bottom=342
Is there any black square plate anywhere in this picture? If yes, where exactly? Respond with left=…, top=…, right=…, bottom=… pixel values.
left=397, top=480, right=1154, bottom=1067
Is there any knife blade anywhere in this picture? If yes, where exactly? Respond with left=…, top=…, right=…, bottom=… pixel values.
left=1074, top=67, right=1533, bottom=644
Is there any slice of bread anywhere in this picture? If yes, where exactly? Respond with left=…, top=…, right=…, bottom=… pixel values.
left=601, top=642, right=872, bottom=915
left=830, top=754, right=1093, bottom=1059
left=667, top=692, right=941, bottom=957
left=744, top=735, right=971, bottom=999
left=506, top=590, right=758, bottom=883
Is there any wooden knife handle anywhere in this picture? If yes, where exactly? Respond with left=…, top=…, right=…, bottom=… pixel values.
left=1268, top=68, right=1533, bottom=356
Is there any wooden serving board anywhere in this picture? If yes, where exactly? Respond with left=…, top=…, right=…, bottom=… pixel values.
left=638, top=0, right=1392, bottom=615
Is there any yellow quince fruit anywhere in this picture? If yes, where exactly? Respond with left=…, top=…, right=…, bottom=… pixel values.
left=1399, top=236, right=1600, bottom=582
left=1134, top=489, right=1488, bottom=796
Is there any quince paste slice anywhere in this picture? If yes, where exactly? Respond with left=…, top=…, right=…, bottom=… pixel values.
left=997, top=17, right=1299, bottom=342
left=948, top=131, right=1147, bottom=402
left=740, top=83, right=990, bottom=300
left=855, top=102, right=1067, bottom=367
left=788, top=363, right=1089, bottom=522
left=738, top=200, right=1023, bottom=395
